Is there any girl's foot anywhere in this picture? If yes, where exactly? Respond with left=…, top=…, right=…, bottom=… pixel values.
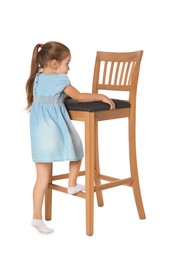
left=31, top=219, right=54, bottom=234
left=68, top=184, right=85, bottom=195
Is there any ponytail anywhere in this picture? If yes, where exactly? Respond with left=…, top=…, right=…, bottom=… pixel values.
left=25, top=44, right=41, bottom=111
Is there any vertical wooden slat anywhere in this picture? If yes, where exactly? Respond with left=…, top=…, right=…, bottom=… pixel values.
left=123, top=62, right=130, bottom=85
left=119, top=62, right=126, bottom=85
left=102, top=61, right=108, bottom=84
left=108, top=61, right=114, bottom=85
left=114, top=62, right=120, bottom=85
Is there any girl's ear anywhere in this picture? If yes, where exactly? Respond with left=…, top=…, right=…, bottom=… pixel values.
left=51, top=59, right=59, bottom=68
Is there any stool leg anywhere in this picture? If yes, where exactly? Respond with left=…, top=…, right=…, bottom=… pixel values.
left=129, top=114, right=146, bottom=219
left=85, top=113, right=95, bottom=236
left=94, top=121, right=104, bottom=206
left=45, top=163, right=53, bottom=221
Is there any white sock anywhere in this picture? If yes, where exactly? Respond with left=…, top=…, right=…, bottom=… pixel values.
left=31, top=219, right=54, bottom=234
left=68, top=184, right=85, bottom=195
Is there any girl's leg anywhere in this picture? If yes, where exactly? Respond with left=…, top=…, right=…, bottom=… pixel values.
left=68, top=159, right=85, bottom=194
left=31, top=162, right=53, bottom=233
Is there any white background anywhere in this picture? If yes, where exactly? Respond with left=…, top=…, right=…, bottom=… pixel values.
left=0, top=0, right=175, bottom=259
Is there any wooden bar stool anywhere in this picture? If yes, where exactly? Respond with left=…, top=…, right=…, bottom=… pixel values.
left=45, top=50, right=146, bottom=236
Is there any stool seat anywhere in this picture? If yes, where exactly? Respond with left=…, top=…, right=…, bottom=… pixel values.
left=65, top=98, right=131, bottom=112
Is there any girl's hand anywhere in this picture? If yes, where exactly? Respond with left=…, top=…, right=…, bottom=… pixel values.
left=102, top=96, right=116, bottom=110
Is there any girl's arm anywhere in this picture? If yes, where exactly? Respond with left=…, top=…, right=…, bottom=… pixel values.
left=64, top=85, right=115, bottom=110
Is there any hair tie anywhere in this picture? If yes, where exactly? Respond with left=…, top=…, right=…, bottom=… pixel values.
left=40, top=44, right=43, bottom=48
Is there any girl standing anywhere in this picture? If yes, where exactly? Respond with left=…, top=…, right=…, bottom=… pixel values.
left=26, top=41, right=115, bottom=233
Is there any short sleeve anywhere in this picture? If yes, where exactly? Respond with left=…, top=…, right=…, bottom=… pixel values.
left=57, top=74, right=71, bottom=92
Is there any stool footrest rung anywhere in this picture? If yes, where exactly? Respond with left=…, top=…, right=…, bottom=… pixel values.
left=49, top=183, right=86, bottom=198
left=95, top=176, right=132, bottom=191
left=52, top=171, right=85, bottom=181
left=49, top=177, right=132, bottom=197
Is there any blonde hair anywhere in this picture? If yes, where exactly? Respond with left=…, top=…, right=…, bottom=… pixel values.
left=25, top=41, right=70, bottom=111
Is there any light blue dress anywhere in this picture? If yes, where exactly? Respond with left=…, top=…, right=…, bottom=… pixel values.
left=30, top=73, right=84, bottom=162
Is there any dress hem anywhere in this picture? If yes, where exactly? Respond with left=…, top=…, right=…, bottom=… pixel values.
left=32, top=156, right=84, bottom=163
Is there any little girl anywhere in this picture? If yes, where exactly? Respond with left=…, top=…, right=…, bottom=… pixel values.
left=26, top=41, right=115, bottom=234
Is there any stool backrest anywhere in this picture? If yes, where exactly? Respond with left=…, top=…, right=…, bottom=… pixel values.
left=92, top=51, right=143, bottom=104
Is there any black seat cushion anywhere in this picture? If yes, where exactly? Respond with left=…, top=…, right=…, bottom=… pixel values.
left=65, top=98, right=131, bottom=112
